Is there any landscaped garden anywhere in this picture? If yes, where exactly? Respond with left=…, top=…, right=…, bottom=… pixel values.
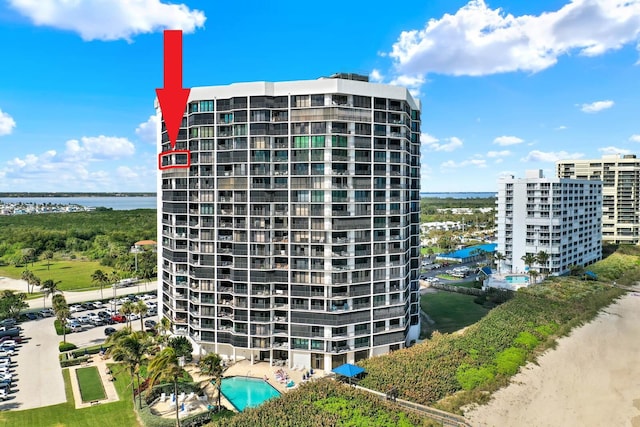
left=76, top=366, right=106, bottom=402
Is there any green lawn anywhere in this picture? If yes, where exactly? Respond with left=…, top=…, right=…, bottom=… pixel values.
left=0, top=364, right=137, bottom=427
left=421, top=291, right=490, bottom=334
left=0, top=260, right=104, bottom=292
left=76, top=367, right=106, bottom=402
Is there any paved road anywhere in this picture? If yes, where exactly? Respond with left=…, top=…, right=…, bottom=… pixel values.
left=26, top=281, right=159, bottom=310
left=0, top=285, right=158, bottom=411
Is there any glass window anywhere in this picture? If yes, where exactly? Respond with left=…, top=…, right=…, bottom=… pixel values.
left=294, top=136, right=309, bottom=148
left=311, top=136, right=325, bottom=147
left=311, top=94, right=324, bottom=106
left=199, top=100, right=214, bottom=112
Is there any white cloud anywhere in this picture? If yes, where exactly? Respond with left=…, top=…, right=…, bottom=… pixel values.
left=487, top=150, right=511, bottom=158
left=580, top=100, right=614, bottom=113
left=441, top=158, right=487, bottom=169
left=65, top=136, right=135, bottom=160
left=7, top=0, right=206, bottom=41
left=629, top=134, right=640, bottom=142
left=135, top=115, right=158, bottom=145
left=388, top=0, right=640, bottom=80
left=521, top=150, right=584, bottom=162
left=493, top=136, right=524, bottom=146
left=555, top=125, right=568, bottom=131
left=0, top=109, right=16, bottom=136
left=422, top=134, right=463, bottom=152
left=598, top=146, right=631, bottom=155
left=369, top=69, right=384, bottom=83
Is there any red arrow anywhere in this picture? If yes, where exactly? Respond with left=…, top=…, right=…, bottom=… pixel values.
left=156, top=30, right=190, bottom=150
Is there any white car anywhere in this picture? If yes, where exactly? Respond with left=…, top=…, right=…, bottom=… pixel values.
left=126, top=313, right=140, bottom=321
left=0, top=350, right=14, bottom=358
left=69, top=305, right=84, bottom=313
left=92, top=301, right=104, bottom=308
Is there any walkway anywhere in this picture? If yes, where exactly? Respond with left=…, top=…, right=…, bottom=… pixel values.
left=68, top=354, right=119, bottom=408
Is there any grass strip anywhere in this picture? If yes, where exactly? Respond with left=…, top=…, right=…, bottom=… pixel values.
left=76, top=366, right=106, bottom=402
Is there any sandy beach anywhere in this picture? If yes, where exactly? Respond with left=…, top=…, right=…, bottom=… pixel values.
left=466, top=290, right=640, bottom=427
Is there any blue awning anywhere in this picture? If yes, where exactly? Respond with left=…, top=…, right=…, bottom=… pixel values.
left=332, top=363, right=365, bottom=378
left=585, top=271, right=597, bottom=279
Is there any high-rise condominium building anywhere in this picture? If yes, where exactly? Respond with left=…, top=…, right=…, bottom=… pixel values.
left=496, top=170, right=602, bottom=276
left=557, top=154, right=640, bottom=244
left=157, top=74, right=422, bottom=371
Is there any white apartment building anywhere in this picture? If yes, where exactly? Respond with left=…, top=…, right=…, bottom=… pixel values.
left=496, top=170, right=602, bottom=276
left=157, top=74, right=422, bottom=372
left=557, top=154, right=640, bottom=244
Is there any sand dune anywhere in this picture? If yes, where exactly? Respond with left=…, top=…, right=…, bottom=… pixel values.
left=466, top=290, right=640, bottom=427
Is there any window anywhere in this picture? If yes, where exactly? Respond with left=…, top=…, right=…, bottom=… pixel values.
left=294, top=137, right=309, bottom=148
left=189, top=103, right=199, bottom=113
left=311, top=94, right=324, bottom=106
left=292, top=95, right=310, bottom=107
left=199, top=100, right=214, bottom=112
left=311, top=122, right=326, bottom=134
left=201, top=127, right=214, bottom=138
left=312, top=191, right=324, bottom=202
left=311, top=136, right=325, bottom=147
left=250, top=110, right=270, bottom=122
left=332, top=136, right=347, bottom=147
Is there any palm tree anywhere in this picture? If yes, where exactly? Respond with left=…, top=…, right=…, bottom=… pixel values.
left=147, top=346, right=185, bottom=427
left=41, top=279, right=62, bottom=309
left=536, top=251, right=550, bottom=279
left=31, top=276, right=41, bottom=295
left=52, top=294, right=70, bottom=343
left=134, top=300, right=148, bottom=331
left=520, top=253, right=536, bottom=279
left=529, top=269, right=540, bottom=285
left=91, top=269, right=109, bottom=300
left=109, top=330, right=151, bottom=410
left=494, top=251, right=505, bottom=274
left=21, top=270, right=34, bottom=294
left=43, top=250, right=54, bottom=270
left=198, top=353, right=224, bottom=410
left=120, top=301, right=135, bottom=329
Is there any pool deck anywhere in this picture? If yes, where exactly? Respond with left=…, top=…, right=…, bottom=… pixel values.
left=150, top=359, right=328, bottom=417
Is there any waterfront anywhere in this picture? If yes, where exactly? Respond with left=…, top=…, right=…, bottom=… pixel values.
left=420, top=192, right=496, bottom=199
left=0, top=196, right=156, bottom=211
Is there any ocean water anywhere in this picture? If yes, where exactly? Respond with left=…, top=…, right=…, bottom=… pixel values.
left=0, top=196, right=157, bottom=210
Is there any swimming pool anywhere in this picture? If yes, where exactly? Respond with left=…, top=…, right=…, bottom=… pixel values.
left=505, top=275, right=529, bottom=284
left=220, top=376, right=281, bottom=411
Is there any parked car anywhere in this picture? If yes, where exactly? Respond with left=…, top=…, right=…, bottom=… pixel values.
left=24, top=312, right=38, bottom=321
left=0, top=319, right=16, bottom=328
left=144, top=320, right=156, bottom=329
left=39, top=309, right=54, bottom=318
left=92, top=301, right=104, bottom=309
left=0, top=387, right=8, bottom=401
left=104, top=327, right=117, bottom=336
left=69, top=324, right=83, bottom=333
left=81, top=303, right=96, bottom=310
left=77, top=316, right=92, bottom=324
left=126, top=313, right=140, bottom=321
left=69, top=305, right=84, bottom=313
left=0, top=340, right=18, bottom=348
left=90, top=318, right=105, bottom=326
left=0, top=336, right=21, bottom=344
left=111, top=315, right=126, bottom=323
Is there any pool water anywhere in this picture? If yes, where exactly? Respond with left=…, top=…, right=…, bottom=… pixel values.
left=505, top=275, right=529, bottom=284
left=220, top=376, right=281, bottom=411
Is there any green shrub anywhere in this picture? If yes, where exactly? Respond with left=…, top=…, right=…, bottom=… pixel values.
left=513, top=331, right=539, bottom=350
left=59, top=341, right=77, bottom=352
left=54, top=319, right=71, bottom=336
left=534, top=322, right=558, bottom=338
left=60, top=356, right=90, bottom=367
left=456, top=364, right=495, bottom=390
left=71, top=343, right=111, bottom=358
left=495, top=347, right=526, bottom=375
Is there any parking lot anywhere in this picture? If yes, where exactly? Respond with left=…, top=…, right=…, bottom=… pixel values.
left=0, top=289, right=158, bottom=410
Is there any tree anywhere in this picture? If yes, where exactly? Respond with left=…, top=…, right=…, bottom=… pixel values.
left=168, top=336, right=193, bottom=362
left=494, top=251, right=505, bottom=274
left=41, top=279, right=62, bottom=309
left=43, top=250, right=54, bottom=270
left=134, top=300, right=148, bottom=331
left=21, top=270, right=34, bottom=294
left=22, top=248, right=35, bottom=267
left=529, top=269, right=540, bottom=285
left=536, top=251, right=550, bottom=279
left=520, top=253, right=536, bottom=279
left=198, top=352, right=224, bottom=410
left=91, top=269, right=109, bottom=300
left=0, top=290, right=28, bottom=320
left=157, top=316, right=172, bottom=346
left=52, top=294, right=70, bottom=343
left=147, top=346, right=186, bottom=427
left=31, top=275, right=41, bottom=295
left=109, top=330, right=151, bottom=410
left=120, top=301, right=135, bottom=329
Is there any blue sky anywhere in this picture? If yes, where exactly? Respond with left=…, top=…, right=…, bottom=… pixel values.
left=0, top=0, right=639, bottom=192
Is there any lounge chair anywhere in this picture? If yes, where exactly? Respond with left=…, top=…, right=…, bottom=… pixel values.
left=160, top=392, right=166, bottom=402
left=186, top=392, right=195, bottom=401
left=178, top=392, right=186, bottom=402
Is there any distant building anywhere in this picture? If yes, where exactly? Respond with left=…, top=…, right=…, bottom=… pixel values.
left=557, top=154, right=640, bottom=244
left=496, top=169, right=602, bottom=276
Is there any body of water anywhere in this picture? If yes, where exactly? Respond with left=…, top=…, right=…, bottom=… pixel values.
left=420, top=192, right=496, bottom=199
left=0, top=196, right=157, bottom=210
